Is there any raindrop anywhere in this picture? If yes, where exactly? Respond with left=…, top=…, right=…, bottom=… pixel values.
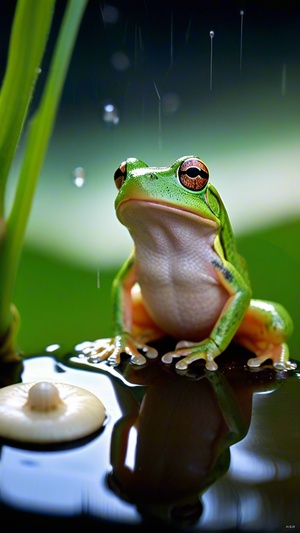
left=209, top=31, right=214, bottom=91
left=240, top=10, right=244, bottom=72
left=72, top=166, right=85, bottom=188
left=185, top=18, right=192, bottom=43
left=281, top=63, right=287, bottom=96
left=102, top=103, right=120, bottom=125
left=162, top=92, right=181, bottom=115
left=111, top=51, right=130, bottom=71
left=123, top=18, right=128, bottom=44
left=100, top=4, right=119, bottom=24
left=170, top=11, right=173, bottom=68
left=153, top=81, right=162, bottom=150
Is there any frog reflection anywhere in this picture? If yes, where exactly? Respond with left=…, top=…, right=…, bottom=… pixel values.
left=107, top=343, right=278, bottom=528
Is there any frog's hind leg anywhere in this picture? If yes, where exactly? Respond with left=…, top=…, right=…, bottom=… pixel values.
left=234, top=299, right=296, bottom=370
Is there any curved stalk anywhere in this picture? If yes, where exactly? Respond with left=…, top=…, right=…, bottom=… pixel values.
left=0, top=0, right=88, bottom=359
left=0, top=0, right=56, bottom=215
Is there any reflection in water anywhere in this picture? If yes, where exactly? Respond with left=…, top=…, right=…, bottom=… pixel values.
left=100, top=340, right=279, bottom=528
left=0, top=360, right=23, bottom=389
left=0, top=343, right=299, bottom=531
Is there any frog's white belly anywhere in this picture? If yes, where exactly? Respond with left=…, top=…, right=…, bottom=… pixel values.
left=120, top=201, right=229, bottom=341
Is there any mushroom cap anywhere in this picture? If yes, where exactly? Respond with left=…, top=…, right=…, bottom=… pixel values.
left=0, top=381, right=106, bottom=443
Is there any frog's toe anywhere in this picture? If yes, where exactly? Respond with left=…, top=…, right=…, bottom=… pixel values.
left=247, top=355, right=266, bottom=368
left=162, top=353, right=174, bottom=364
left=175, top=358, right=189, bottom=370
left=163, top=340, right=220, bottom=371
left=130, top=353, right=147, bottom=366
left=161, top=349, right=188, bottom=364
left=247, top=342, right=297, bottom=371
left=273, top=360, right=297, bottom=371
left=83, top=339, right=117, bottom=364
left=125, top=339, right=158, bottom=365
left=205, top=359, right=218, bottom=371
left=175, top=355, right=218, bottom=371
left=139, top=344, right=158, bottom=359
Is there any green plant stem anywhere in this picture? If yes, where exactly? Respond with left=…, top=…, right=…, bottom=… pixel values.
left=0, top=0, right=88, bottom=355
left=0, top=0, right=56, bottom=216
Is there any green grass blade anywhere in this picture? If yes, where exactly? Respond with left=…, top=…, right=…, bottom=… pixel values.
left=0, top=0, right=88, bottom=352
left=0, top=0, right=56, bottom=215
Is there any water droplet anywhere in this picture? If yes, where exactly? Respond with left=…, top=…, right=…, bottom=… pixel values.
left=100, top=4, right=119, bottom=24
left=240, top=10, right=244, bottom=15
left=162, top=92, right=181, bottom=115
left=209, top=30, right=214, bottom=38
left=72, top=167, right=85, bottom=188
left=45, top=343, right=61, bottom=353
left=102, top=103, right=120, bottom=125
left=111, top=51, right=130, bottom=71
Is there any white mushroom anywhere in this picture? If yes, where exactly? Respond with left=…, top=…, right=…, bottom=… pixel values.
left=0, top=381, right=106, bottom=443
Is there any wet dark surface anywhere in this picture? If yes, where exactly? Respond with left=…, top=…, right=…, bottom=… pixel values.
left=0, top=341, right=299, bottom=532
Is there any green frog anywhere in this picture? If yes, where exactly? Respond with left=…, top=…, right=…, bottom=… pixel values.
left=88, top=156, right=295, bottom=372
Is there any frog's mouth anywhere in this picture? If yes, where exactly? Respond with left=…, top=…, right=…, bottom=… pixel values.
left=117, top=198, right=218, bottom=229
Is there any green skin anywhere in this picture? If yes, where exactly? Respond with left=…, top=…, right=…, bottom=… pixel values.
left=89, top=156, right=295, bottom=372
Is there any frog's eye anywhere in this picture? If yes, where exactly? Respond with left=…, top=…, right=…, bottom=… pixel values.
left=114, top=161, right=127, bottom=190
left=178, top=158, right=209, bottom=191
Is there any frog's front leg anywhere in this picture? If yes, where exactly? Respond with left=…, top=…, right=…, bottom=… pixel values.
left=85, top=252, right=158, bottom=366
left=234, top=299, right=296, bottom=371
left=162, top=258, right=251, bottom=371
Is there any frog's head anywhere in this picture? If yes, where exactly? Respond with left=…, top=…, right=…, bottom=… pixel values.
left=114, top=156, right=222, bottom=226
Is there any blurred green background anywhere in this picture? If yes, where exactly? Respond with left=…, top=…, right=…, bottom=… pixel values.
left=1, top=0, right=299, bottom=360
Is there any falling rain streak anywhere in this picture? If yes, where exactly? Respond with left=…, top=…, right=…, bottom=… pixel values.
left=185, top=18, right=192, bottom=43
left=240, top=10, right=244, bottom=72
left=281, top=64, right=287, bottom=96
left=170, top=12, right=173, bottom=68
left=209, top=31, right=214, bottom=91
left=153, top=81, right=162, bottom=150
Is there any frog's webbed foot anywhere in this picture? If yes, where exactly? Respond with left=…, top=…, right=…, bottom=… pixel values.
left=247, top=342, right=297, bottom=371
left=82, top=333, right=158, bottom=367
left=161, top=338, right=221, bottom=371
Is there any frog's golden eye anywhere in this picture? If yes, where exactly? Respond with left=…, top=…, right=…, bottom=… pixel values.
left=178, top=158, right=209, bottom=191
left=114, top=161, right=127, bottom=190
